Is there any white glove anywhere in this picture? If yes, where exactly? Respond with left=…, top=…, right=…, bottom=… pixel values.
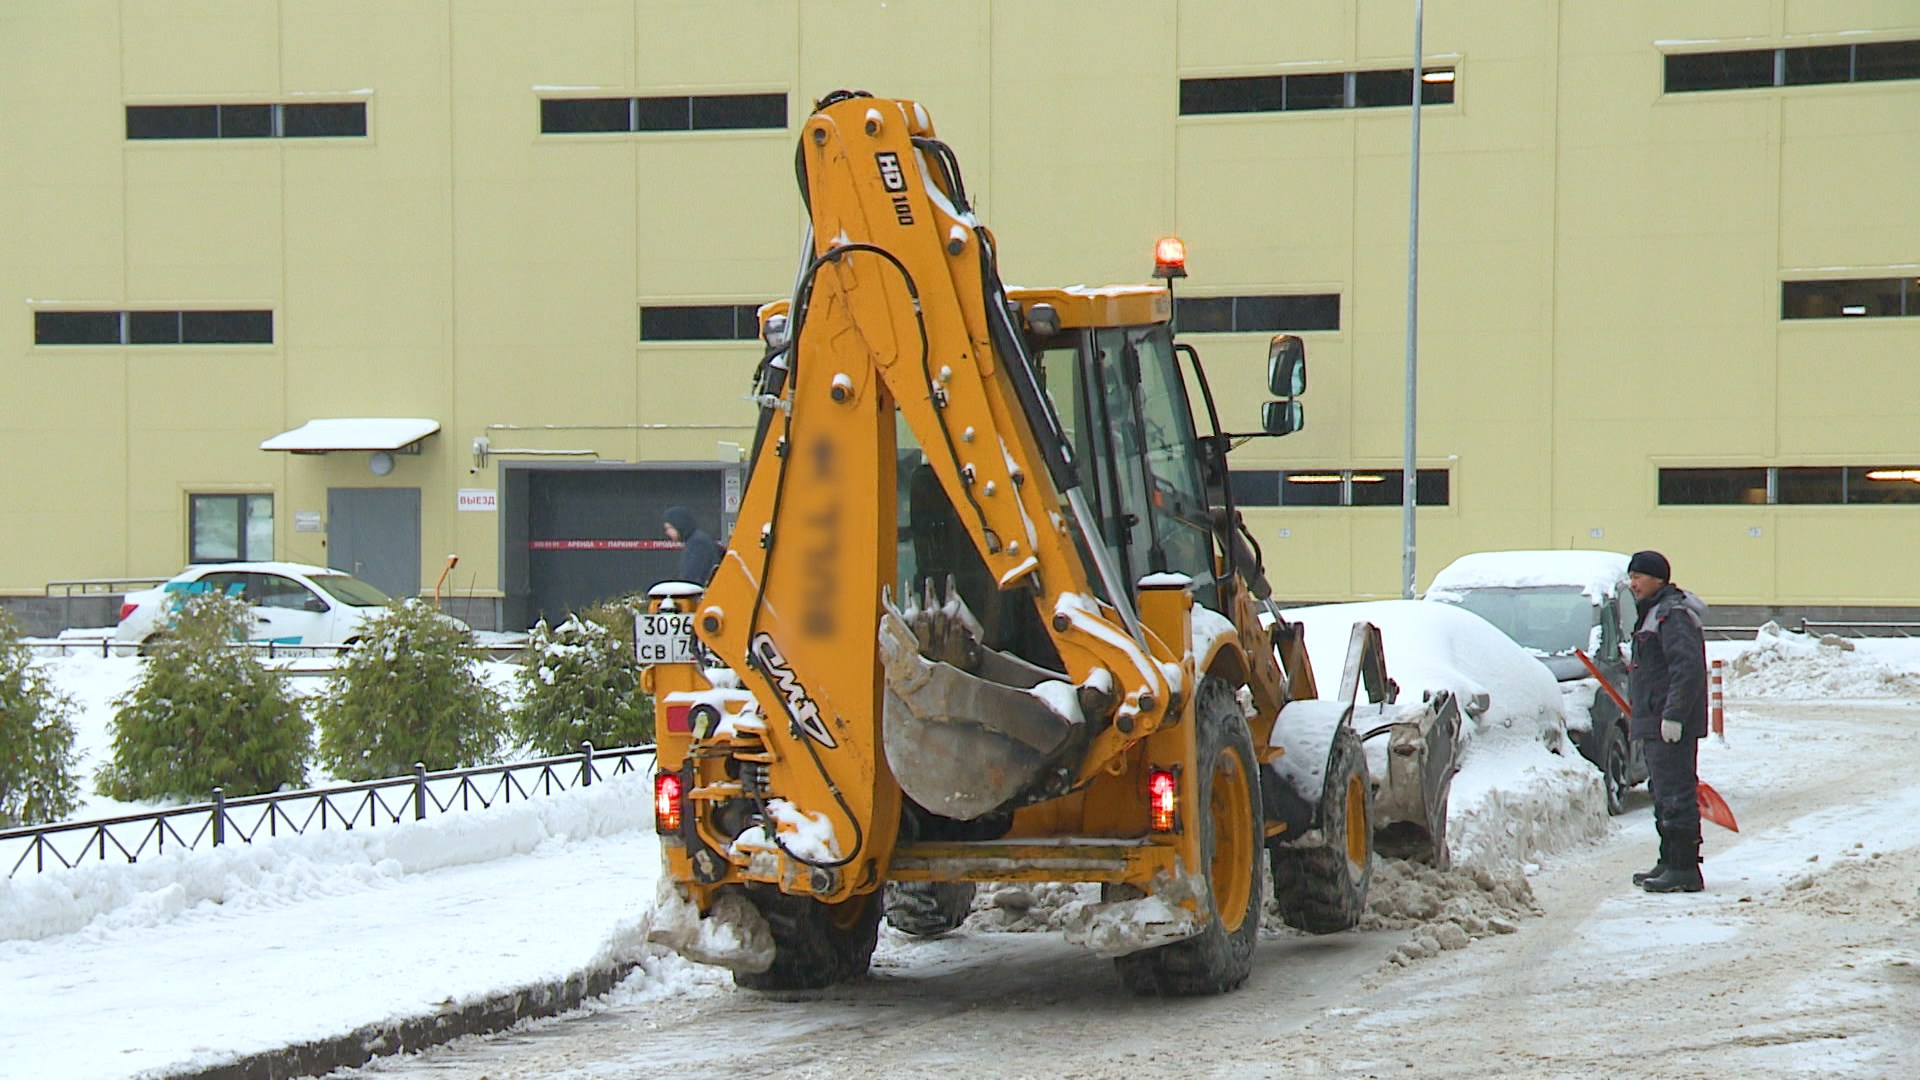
left=1660, top=719, right=1682, bottom=743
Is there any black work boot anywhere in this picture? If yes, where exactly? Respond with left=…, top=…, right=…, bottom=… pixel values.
left=1642, top=835, right=1703, bottom=893
left=1632, top=833, right=1672, bottom=886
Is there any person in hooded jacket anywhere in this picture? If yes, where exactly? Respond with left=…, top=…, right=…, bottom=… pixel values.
left=661, top=506, right=721, bottom=586
left=1624, top=549, right=1710, bottom=893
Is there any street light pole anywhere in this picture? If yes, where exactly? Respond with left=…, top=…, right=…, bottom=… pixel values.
left=1402, top=0, right=1425, bottom=599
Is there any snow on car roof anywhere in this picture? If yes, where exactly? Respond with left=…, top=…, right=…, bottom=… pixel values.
left=1426, top=550, right=1630, bottom=603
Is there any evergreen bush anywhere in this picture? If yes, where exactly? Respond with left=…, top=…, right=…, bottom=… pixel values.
left=512, top=595, right=655, bottom=756
left=0, top=612, right=80, bottom=827
left=97, top=593, right=310, bottom=802
left=316, top=600, right=504, bottom=781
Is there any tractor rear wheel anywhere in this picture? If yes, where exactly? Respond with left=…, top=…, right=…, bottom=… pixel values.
left=733, top=887, right=882, bottom=991
left=1270, top=723, right=1372, bottom=933
left=1114, top=677, right=1262, bottom=996
left=884, top=880, right=977, bottom=937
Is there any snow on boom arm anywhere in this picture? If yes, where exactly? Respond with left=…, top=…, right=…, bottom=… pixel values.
left=693, top=92, right=1179, bottom=887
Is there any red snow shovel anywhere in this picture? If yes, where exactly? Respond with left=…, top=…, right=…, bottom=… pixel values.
left=1574, top=649, right=1740, bottom=833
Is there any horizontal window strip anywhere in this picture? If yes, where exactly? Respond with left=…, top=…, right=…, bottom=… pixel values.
left=1660, top=467, right=1920, bottom=505
left=1232, top=468, right=1448, bottom=507
left=126, top=102, right=366, bottom=140
left=1180, top=67, right=1453, bottom=116
left=639, top=304, right=763, bottom=342
left=1782, top=278, right=1920, bottom=319
left=542, top=93, right=786, bottom=134
left=1176, top=294, right=1341, bottom=333
left=1665, top=39, right=1920, bottom=93
left=34, top=310, right=273, bottom=346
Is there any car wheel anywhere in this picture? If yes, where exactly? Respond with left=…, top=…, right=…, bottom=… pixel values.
left=1602, top=724, right=1630, bottom=816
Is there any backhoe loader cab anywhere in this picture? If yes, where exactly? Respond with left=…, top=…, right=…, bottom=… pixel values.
left=640, top=91, right=1457, bottom=996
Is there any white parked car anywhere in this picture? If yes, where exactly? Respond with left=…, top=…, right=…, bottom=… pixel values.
left=113, top=562, right=418, bottom=651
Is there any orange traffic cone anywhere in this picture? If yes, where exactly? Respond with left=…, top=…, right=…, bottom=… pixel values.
left=1698, top=782, right=1738, bottom=832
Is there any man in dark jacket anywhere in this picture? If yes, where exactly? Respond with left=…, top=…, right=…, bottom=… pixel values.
left=1625, top=549, right=1709, bottom=893
left=662, top=506, right=722, bottom=585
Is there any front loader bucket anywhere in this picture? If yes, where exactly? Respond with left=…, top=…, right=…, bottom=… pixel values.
left=1359, top=691, right=1463, bottom=868
left=878, top=604, right=1079, bottom=821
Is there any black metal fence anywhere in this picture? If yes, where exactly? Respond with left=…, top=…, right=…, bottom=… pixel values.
left=24, top=637, right=529, bottom=661
left=1, top=743, right=655, bottom=878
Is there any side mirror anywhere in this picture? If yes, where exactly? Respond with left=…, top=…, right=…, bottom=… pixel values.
left=1261, top=400, right=1304, bottom=436
left=1267, top=334, right=1306, bottom=397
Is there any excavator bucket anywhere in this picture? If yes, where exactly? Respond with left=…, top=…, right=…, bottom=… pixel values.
left=1335, top=621, right=1462, bottom=867
left=878, top=583, right=1085, bottom=820
left=1360, top=692, right=1463, bottom=868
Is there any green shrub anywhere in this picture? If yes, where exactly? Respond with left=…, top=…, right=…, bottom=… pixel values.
left=317, top=600, right=504, bottom=781
left=512, top=598, right=655, bottom=756
left=0, top=613, right=80, bottom=827
left=97, top=593, right=310, bottom=802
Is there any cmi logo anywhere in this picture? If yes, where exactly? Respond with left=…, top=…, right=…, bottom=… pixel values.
left=750, top=632, right=837, bottom=748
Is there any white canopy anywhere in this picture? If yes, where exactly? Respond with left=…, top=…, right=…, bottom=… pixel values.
left=260, top=418, right=440, bottom=452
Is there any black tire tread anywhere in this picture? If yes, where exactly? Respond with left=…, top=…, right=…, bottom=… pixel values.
left=733, top=888, right=881, bottom=991
left=1270, top=724, right=1371, bottom=934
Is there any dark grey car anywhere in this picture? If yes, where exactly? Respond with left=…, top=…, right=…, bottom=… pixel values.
left=1430, top=574, right=1649, bottom=815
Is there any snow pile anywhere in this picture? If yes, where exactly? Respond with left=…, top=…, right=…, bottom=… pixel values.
left=1363, top=859, right=1535, bottom=966
left=967, top=882, right=1098, bottom=932
left=1726, top=623, right=1920, bottom=699
left=0, top=773, right=652, bottom=945
left=1444, top=728, right=1610, bottom=870
left=1779, top=843, right=1920, bottom=921
left=643, top=880, right=774, bottom=972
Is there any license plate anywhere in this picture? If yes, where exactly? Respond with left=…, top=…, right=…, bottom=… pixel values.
left=634, top=612, right=698, bottom=665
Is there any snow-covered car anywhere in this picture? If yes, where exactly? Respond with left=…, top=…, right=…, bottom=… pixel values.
left=1424, top=550, right=1648, bottom=814
left=1284, top=598, right=1569, bottom=745
left=113, top=562, right=419, bottom=651
left=1281, top=598, right=1609, bottom=866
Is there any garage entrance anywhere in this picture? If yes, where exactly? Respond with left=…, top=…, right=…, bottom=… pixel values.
left=501, top=462, right=741, bottom=629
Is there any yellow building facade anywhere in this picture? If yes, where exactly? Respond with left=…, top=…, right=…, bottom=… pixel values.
left=2, top=1, right=1917, bottom=629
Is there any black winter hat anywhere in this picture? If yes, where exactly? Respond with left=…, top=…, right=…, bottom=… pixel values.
left=1628, top=550, right=1671, bottom=581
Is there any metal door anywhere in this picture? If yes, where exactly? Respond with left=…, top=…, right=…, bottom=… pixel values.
left=326, top=487, right=421, bottom=599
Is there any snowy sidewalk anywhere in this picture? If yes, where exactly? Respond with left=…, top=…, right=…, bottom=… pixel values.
left=0, top=777, right=662, bottom=1080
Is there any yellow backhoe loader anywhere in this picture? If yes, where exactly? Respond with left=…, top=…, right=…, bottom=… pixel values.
left=641, top=90, right=1459, bottom=995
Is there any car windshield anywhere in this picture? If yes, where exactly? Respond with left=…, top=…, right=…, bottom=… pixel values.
left=1432, top=585, right=1597, bottom=655
left=309, top=574, right=390, bottom=607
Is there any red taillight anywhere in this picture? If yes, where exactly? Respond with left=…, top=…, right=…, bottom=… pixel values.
left=117, top=602, right=139, bottom=623
left=655, top=772, right=684, bottom=834
left=1148, top=768, right=1178, bottom=833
